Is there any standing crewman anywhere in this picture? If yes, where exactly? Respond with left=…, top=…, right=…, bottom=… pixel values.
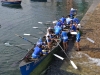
left=76, top=28, right=81, bottom=51
left=61, top=29, right=68, bottom=52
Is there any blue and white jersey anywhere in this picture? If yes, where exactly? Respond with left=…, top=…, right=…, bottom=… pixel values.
left=70, top=25, right=76, bottom=31
left=66, top=17, right=72, bottom=25
left=54, top=26, right=62, bottom=35
left=61, top=31, right=68, bottom=40
left=70, top=8, right=77, bottom=15
left=73, top=18, right=80, bottom=24
left=60, top=17, right=66, bottom=23
left=56, top=21, right=62, bottom=27
left=76, top=32, right=80, bottom=40
left=33, top=46, right=43, bottom=55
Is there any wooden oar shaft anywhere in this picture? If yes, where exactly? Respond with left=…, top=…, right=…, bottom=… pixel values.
left=57, top=42, right=70, bottom=60
left=15, top=34, right=34, bottom=44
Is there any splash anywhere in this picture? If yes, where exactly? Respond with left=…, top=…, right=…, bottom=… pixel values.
left=71, top=52, right=100, bottom=66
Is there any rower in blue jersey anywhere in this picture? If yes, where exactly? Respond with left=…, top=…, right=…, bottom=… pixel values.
left=70, top=23, right=77, bottom=32
left=54, top=26, right=62, bottom=38
left=61, top=30, right=68, bottom=52
left=76, top=28, right=81, bottom=51
left=60, top=16, right=66, bottom=24
left=73, top=16, right=80, bottom=24
left=32, top=43, right=43, bottom=59
left=56, top=20, right=63, bottom=27
left=36, top=37, right=43, bottom=45
left=70, top=8, right=77, bottom=19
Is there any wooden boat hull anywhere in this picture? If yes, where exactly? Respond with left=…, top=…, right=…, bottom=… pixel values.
left=1, top=1, right=21, bottom=5
left=19, top=42, right=61, bottom=75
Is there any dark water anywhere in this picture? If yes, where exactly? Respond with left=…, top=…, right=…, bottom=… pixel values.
left=0, top=0, right=92, bottom=75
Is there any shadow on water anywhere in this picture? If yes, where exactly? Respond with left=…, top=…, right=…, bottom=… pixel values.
left=1, top=4, right=22, bottom=9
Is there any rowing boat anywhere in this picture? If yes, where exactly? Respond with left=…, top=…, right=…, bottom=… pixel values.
left=1, top=0, right=21, bottom=5
left=19, top=38, right=61, bottom=75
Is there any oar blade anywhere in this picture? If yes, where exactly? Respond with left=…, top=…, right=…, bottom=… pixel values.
left=52, top=20, right=57, bottom=24
left=33, top=27, right=38, bottom=29
left=23, top=33, right=31, bottom=36
left=54, top=54, right=64, bottom=60
left=86, top=37, right=95, bottom=43
left=4, top=42, right=13, bottom=46
left=70, top=60, right=78, bottom=69
left=38, top=22, right=43, bottom=24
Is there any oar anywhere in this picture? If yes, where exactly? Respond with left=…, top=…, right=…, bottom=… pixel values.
left=33, top=27, right=46, bottom=34
left=54, top=54, right=64, bottom=60
left=56, top=41, right=78, bottom=69
left=15, top=34, right=34, bottom=45
left=86, top=37, right=95, bottom=43
left=32, top=27, right=47, bottom=29
left=52, top=20, right=57, bottom=24
left=23, top=33, right=39, bottom=39
left=4, top=42, right=30, bottom=47
left=38, top=22, right=43, bottom=24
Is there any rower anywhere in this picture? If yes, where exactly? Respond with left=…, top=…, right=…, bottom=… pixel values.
left=70, top=8, right=77, bottom=19
left=61, top=29, right=68, bottom=52
left=73, top=16, right=80, bottom=24
left=45, top=28, right=55, bottom=52
left=59, top=16, right=66, bottom=24
left=32, top=43, right=43, bottom=59
left=76, top=28, right=81, bottom=51
left=36, top=37, right=46, bottom=49
left=54, top=26, right=62, bottom=39
left=66, top=15, right=72, bottom=29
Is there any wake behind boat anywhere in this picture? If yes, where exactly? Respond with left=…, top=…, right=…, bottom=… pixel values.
left=1, top=0, right=21, bottom=5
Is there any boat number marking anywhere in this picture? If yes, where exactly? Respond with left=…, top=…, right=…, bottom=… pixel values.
left=26, top=64, right=30, bottom=71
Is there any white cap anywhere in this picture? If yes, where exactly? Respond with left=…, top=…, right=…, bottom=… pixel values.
left=71, top=8, right=74, bottom=10
left=48, top=27, right=51, bottom=29
left=78, top=24, right=81, bottom=25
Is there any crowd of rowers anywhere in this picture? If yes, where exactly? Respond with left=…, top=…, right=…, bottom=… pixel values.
left=31, top=8, right=81, bottom=59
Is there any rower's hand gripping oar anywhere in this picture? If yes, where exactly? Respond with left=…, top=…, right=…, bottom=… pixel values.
left=56, top=41, right=78, bottom=69
left=15, top=34, right=34, bottom=45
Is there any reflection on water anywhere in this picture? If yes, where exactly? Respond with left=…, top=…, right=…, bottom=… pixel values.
left=73, top=0, right=93, bottom=20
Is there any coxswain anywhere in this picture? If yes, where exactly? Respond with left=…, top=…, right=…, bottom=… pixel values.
left=70, top=8, right=77, bottom=19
